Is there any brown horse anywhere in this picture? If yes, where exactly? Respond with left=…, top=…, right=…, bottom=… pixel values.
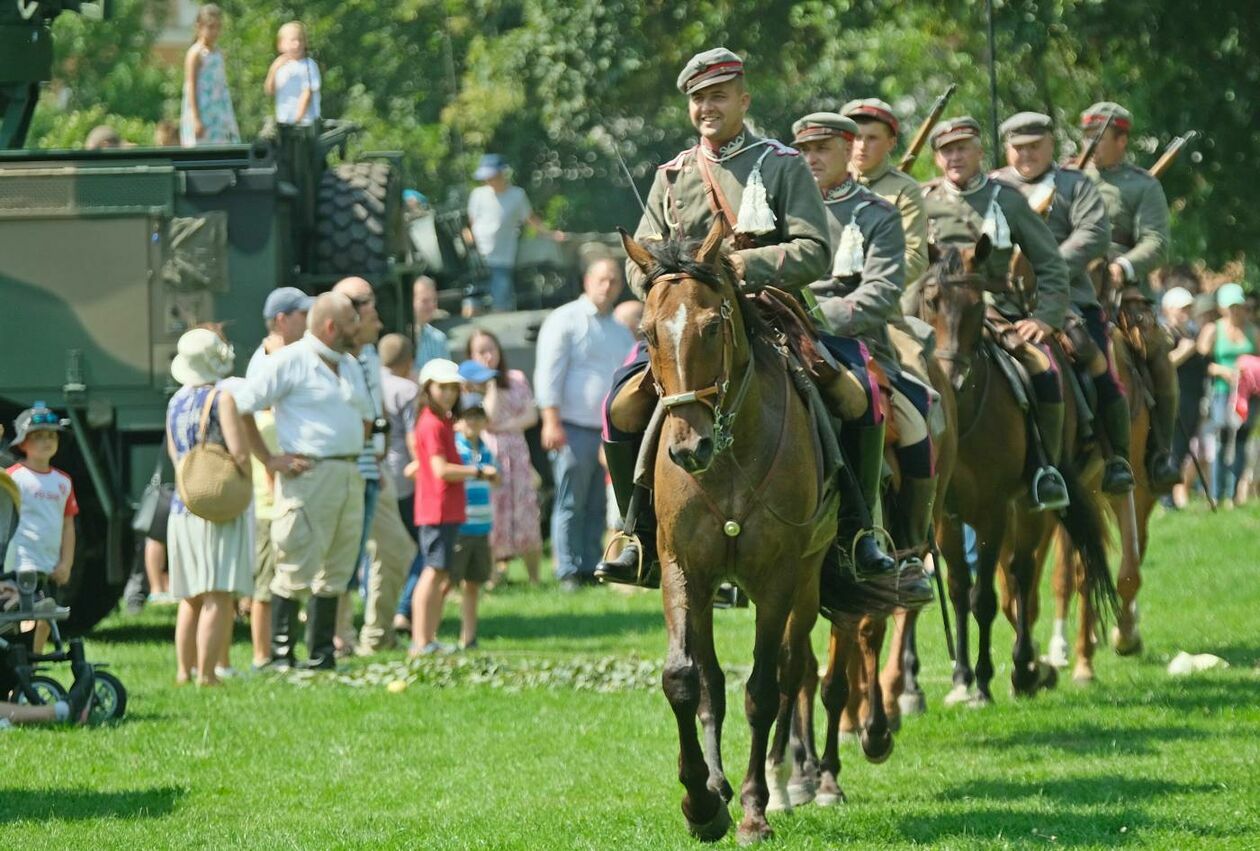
left=621, top=220, right=837, bottom=844
left=1049, top=324, right=1161, bottom=681
left=915, top=239, right=1115, bottom=706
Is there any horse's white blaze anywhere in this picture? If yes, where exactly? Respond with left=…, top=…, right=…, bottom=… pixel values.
left=662, top=302, right=689, bottom=384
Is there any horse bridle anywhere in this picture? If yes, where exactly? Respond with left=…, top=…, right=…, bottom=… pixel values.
left=927, top=269, right=987, bottom=384
left=649, top=271, right=754, bottom=458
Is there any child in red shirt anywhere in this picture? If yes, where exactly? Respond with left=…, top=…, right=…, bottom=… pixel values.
left=406, top=361, right=494, bottom=656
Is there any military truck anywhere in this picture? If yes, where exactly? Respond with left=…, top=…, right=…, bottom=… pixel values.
left=0, top=1, right=419, bottom=631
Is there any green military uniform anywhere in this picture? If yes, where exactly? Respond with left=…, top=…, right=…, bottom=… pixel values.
left=1079, top=101, right=1180, bottom=485
left=841, top=98, right=930, bottom=296
left=995, top=110, right=1134, bottom=493
left=922, top=116, right=1072, bottom=509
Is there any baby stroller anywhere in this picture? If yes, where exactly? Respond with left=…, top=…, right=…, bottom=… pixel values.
left=0, top=469, right=127, bottom=722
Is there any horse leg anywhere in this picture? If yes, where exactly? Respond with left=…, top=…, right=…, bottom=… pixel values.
left=970, top=518, right=1002, bottom=707
left=737, top=589, right=800, bottom=844
left=693, top=594, right=733, bottom=804
left=938, top=519, right=974, bottom=705
left=859, top=614, right=894, bottom=763
left=786, top=646, right=821, bottom=807
left=1047, top=526, right=1076, bottom=669
left=899, top=610, right=928, bottom=716
left=1109, top=489, right=1145, bottom=657
left=1009, top=516, right=1055, bottom=697
left=880, top=608, right=908, bottom=731
left=815, top=624, right=850, bottom=807
left=838, top=635, right=863, bottom=743
left=661, top=566, right=729, bottom=842
left=1073, top=560, right=1098, bottom=684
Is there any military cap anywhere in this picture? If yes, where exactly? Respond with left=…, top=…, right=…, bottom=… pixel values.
left=841, top=98, right=899, bottom=135
left=1080, top=101, right=1132, bottom=132
left=1000, top=111, right=1053, bottom=145
left=930, top=116, right=982, bottom=150
left=677, top=47, right=745, bottom=95
left=791, top=112, right=858, bottom=146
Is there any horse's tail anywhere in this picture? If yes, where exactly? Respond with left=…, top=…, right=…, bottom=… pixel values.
left=1056, top=458, right=1119, bottom=629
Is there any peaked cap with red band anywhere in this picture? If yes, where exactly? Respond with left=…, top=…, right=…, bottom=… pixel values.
left=677, top=47, right=745, bottom=95
left=791, top=112, right=858, bottom=146
left=840, top=98, right=900, bottom=135
left=1079, top=101, right=1132, bottom=132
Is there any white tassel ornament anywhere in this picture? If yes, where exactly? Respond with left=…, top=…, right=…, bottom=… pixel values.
left=981, top=185, right=1012, bottom=250
left=736, top=149, right=777, bottom=236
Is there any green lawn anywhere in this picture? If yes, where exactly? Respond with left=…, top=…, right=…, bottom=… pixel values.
left=3, top=502, right=1258, bottom=849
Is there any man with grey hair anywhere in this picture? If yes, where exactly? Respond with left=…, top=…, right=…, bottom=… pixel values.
left=235, top=291, right=372, bottom=668
left=412, top=276, right=450, bottom=374
left=535, top=257, right=635, bottom=589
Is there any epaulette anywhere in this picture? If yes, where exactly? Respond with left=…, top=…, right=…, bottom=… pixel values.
left=921, top=177, right=945, bottom=193
left=658, top=147, right=694, bottom=171
left=765, top=138, right=801, bottom=157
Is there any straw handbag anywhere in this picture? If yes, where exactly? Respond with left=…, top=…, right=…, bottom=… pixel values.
left=176, top=389, right=252, bottom=523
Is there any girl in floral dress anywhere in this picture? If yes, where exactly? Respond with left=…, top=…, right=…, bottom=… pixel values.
left=466, top=330, right=542, bottom=585
left=180, top=5, right=241, bottom=147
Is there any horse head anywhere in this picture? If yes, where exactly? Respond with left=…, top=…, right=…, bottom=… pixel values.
left=919, top=235, right=996, bottom=390
left=620, top=217, right=749, bottom=475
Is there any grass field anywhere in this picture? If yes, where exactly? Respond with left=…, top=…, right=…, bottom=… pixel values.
left=2, top=502, right=1258, bottom=849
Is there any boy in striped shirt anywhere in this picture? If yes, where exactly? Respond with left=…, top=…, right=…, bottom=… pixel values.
left=451, top=400, right=498, bottom=650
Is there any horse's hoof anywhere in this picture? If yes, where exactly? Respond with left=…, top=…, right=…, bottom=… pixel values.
left=943, top=683, right=972, bottom=707
left=1038, top=662, right=1059, bottom=691
left=686, top=802, right=731, bottom=843
left=765, top=758, right=793, bottom=813
left=1112, top=626, right=1143, bottom=657
left=1072, top=663, right=1095, bottom=685
left=886, top=712, right=901, bottom=734
left=712, top=777, right=735, bottom=804
left=837, top=729, right=858, bottom=746
left=899, top=689, right=927, bottom=716
left=967, top=691, right=993, bottom=709
left=861, top=729, right=895, bottom=764
left=787, top=779, right=817, bottom=808
left=815, top=788, right=847, bottom=807
left=1046, top=635, right=1071, bottom=669
left=737, top=819, right=773, bottom=846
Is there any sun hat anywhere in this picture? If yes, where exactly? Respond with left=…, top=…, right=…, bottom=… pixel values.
left=473, top=154, right=507, bottom=181
left=1161, top=287, right=1194, bottom=311
left=418, top=358, right=462, bottom=388
left=1217, top=283, right=1247, bottom=309
left=171, top=328, right=235, bottom=387
left=9, top=403, right=67, bottom=448
left=458, top=359, right=498, bottom=384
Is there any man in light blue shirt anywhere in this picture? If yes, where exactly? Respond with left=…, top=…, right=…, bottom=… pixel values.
left=412, top=276, right=450, bottom=374
left=534, top=258, right=635, bottom=588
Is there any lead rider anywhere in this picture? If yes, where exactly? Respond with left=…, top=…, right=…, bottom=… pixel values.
left=597, top=48, right=896, bottom=588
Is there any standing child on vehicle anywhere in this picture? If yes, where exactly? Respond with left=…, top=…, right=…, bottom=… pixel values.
left=265, top=21, right=321, bottom=126
left=180, top=4, right=241, bottom=147
left=4, top=404, right=78, bottom=654
left=406, top=360, right=495, bottom=656
left=450, top=399, right=499, bottom=650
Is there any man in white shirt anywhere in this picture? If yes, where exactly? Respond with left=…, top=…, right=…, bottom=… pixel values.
left=466, top=155, right=563, bottom=311
left=235, top=292, right=370, bottom=669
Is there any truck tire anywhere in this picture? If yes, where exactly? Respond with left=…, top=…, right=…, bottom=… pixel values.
left=313, top=161, right=401, bottom=277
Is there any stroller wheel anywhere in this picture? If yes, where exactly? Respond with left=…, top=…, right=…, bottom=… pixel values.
left=14, top=675, right=68, bottom=706
left=89, top=671, right=128, bottom=724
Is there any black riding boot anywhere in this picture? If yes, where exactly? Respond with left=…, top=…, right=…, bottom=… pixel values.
left=595, top=439, right=659, bottom=588
left=1031, top=400, right=1071, bottom=511
left=269, top=595, right=299, bottom=668
left=1098, top=390, right=1136, bottom=494
left=303, top=595, right=339, bottom=671
left=837, top=422, right=896, bottom=574
left=1148, top=391, right=1182, bottom=488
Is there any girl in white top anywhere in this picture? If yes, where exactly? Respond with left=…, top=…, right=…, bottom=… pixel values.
left=264, top=21, right=321, bottom=126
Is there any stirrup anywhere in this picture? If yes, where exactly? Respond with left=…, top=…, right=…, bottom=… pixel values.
left=848, top=525, right=897, bottom=576
left=1031, top=466, right=1071, bottom=512
left=597, top=532, right=650, bottom=586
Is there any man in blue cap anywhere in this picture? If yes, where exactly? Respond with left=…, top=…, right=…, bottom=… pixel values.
left=247, top=287, right=314, bottom=377
left=467, top=154, right=564, bottom=311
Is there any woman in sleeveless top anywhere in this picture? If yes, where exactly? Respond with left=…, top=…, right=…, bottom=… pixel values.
left=166, top=328, right=252, bottom=686
left=1198, top=284, right=1259, bottom=505
left=180, top=5, right=241, bottom=147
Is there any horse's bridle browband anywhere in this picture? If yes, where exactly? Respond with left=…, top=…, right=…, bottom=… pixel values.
left=650, top=271, right=753, bottom=458
left=927, top=269, right=987, bottom=379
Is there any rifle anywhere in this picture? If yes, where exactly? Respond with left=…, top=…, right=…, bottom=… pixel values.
left=1074, top=112, right=1113, bottom=171
left=898, top=84, right=957, bottom=172
left=1149, top=130, right=1198, bottom=180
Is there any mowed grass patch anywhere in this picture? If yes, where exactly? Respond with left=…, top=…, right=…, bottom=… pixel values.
left=1, top=503, right=1257, bottom=848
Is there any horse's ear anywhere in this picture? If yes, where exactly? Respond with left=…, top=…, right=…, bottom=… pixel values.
left=618, top=227, right=654, bottom=274
left=698, top=215, right=727, bottom=267
left=973, top=234, right=993, bottom=265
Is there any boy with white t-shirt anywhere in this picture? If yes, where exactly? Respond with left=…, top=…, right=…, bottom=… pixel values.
left=264, top=21, right=321, bottom=126
left=4, top=404, right=78, bottom=654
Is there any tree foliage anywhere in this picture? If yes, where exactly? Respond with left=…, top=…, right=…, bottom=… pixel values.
left=31, top=0, right=1258, bottom=278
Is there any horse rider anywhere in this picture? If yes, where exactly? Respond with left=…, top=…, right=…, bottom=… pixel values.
left=840, top=98, right=930, bottom=292
left=994, top=111, right=1136, bottom=494
left=596, top=48, right=896, bottom=587
left=792, top=111, right=936, bottom=604
left=1078, top=101, right=1180, bottom=487
left=920, top=116, right=1073, bottom=511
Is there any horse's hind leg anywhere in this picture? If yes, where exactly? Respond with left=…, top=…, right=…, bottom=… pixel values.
left=661, top=567, right=729, bottom=841
left=1048, top=526, right=1076, bottom=668
left=816, top=623, right=851, bottom=806
left=938, top=519, right=974, bottom=706
left=880, top=609, right=908, bottom=731
left=766, top=646, right=815, bottom=812
left=1109, top=489, right=1145, bottom=656
left=970, top=518, right=1003, bottom=706
left=900, top=611, right=927, bottom=715
left=859, top=614, right=894, bottom=763
left=1008, top=516, right=1055, bottom=697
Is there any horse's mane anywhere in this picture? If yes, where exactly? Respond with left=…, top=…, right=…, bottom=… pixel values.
left=641, top=236, right=771, bottom=339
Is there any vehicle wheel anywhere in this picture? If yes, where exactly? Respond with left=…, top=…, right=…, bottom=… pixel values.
left=89, top=670, right=127, bottom=724
left=313, top=161, right=402, bottom=278
left=14, top=674, right=68, bottom=706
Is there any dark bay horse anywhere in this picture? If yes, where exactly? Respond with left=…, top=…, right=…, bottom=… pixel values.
left=915, top=239, right=1116, bottom=705
left=621, top=220, right=837, bottom=844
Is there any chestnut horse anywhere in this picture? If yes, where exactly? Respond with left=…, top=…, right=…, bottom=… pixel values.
left=915, top=240, right=1116, bottom=706
left=621, top=220, right=837, bottom=844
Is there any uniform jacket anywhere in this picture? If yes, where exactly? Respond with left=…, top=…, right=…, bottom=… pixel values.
left=630, top=128, right=830, bottom=297
left=853, top=159, right=929, bottom=286
left=993, top=164, right=1111, bottom=309
left=922, top=174, right=1070, bottom=330
left=1084, top=161, right=1170, bottom=297
left=808, top=179, right=905, bottom=370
